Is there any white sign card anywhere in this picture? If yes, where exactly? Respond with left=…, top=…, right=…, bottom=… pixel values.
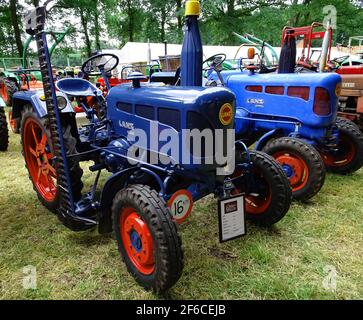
left=218, top=195, right=246, bottom=242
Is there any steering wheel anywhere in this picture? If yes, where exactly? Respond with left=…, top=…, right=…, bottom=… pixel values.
left=82, top=53, right=119, bottom=76
left=203, top=54, right=227, bottom=72
left=330, top=55, right=350, bottom=67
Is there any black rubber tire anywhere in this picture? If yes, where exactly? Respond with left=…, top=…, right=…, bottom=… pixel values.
left=112, top=184, right=184, bottom=293
left=0, top=108, right=9, bottom=151
left=0, top=77, right=17, bottom=106
left=235, top=151, right=292, bottom=227
left=321, top=118, right=363, bottom=174
left=336, top=116, right=361, bottom=132
left=21, top=105, right=83, bottom=212
left=263, top=137, right=326, bottom=202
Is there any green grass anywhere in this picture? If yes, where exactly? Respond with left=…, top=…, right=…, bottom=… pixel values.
left=0, top=109, right=362, bottom=300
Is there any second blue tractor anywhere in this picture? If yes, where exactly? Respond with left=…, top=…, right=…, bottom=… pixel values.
left=206, top=52, right=363, bottom=201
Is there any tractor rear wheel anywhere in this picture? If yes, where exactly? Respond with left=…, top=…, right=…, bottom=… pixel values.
left=112, top=184, right=184, bottom=293
left=21, top=106, right=83, bottom=212
left=320, top=118, right=363, bottom=174
left=233, top=151, right=292, bottom=227
left=336, top=116, right=361, bottom=132
left=9, top=110, right=20, bottom=133
left=0, top=77, right=17, bottom=106
left=0, top=108, right=9, bottom=151
left=263, top=137, right=326, bottom=202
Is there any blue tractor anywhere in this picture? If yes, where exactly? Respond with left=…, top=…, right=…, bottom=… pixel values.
left=12, top=1, right=291, bottom=292
left=206, top=50, right=363, bottom=201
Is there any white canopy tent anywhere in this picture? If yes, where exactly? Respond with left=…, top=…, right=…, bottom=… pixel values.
left=102, top=42, right=360, bottom=68
left=102, top=42, right=246, bottom=65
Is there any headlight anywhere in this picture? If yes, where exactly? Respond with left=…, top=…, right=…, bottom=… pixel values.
left=57, top=96, right=68, bottom=110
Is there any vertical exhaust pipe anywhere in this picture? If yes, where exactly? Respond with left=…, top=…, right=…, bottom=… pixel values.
left=319, top=22, right=331, bottom=73
left=181, top=0, right=203, bottom=86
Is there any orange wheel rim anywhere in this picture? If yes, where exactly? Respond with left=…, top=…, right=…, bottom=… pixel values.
left=232, top=168, right=272, bottom=215
left=1, top=83, right=8, bottom=102
left=9, top=111, right=17, bottom=131
left=273, top=152, right=309, bottom=192
left=120, top=207, right=155, bottom=275
left=322, top=133, right=356, bottom=167
left=23, top=118, right=57, bottom=201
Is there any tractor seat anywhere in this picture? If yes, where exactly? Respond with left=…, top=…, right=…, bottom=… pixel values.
left=150, top=68, right=180, bottom=85
left=56, top=78, right=101, bottom=97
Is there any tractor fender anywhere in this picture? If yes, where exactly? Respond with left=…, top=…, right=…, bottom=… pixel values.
left=98, top=167, right=165, bottom=234
left=286, top=133, right=316, bottom=147
left=255, top=129, right=317, bottom=150
left=234, top=107, right=251, bottom=134
left=12, top=90, right=74, bottom=119
left=254, top=129, right=282, bottom=151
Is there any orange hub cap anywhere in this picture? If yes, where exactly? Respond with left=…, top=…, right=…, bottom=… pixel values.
left=23, top=118, right=57, bottom=201
left=120, top=207, right=155, bottom=275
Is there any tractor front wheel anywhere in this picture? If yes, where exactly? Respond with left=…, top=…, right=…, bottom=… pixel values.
left=0, top=77, right=17, bottom=107
left=21, top=106, right=83, bottom=212
left=320, top=118, right=363, bottom=174
left=0, top=108, right=9, bottom=151
left=263, top=137, right=326, bottom=202
left=233, top=151, right=292, bottom=227
left=112, top=185, right=184, bottom=293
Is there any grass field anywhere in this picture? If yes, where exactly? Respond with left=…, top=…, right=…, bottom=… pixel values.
left=0, top=109, right=362, bottom=300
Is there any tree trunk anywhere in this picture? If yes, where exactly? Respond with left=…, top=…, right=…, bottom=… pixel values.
left=94, top=6, right=101, bottom=51
left=80, top=10, right=92, bottom=57
left=160, top=7, right=166, bottom=42
left=176, top=0, right=182, bottom=41
left=127, top=0, right=134, bottom=42
left=9, top=0, right=23, bottom=57
left=227, top=0, right=235, bottom=16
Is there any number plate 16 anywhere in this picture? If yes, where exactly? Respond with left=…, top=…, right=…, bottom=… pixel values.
left=167, top=190, right=194, bottom=224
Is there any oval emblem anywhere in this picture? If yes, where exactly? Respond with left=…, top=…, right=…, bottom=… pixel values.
left=167, top=190, right=193, bottom=224
left=219, top=103, right=233, bottom=126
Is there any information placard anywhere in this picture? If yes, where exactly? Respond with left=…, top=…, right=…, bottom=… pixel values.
left=218, top=195, right=246, bottom=242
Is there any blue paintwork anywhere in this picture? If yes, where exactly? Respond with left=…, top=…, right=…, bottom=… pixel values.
left=12, top=89, right=74, bottom=119
left=13, top=90, right=47, bottom=118
left=282, top=164, right=294, bottom=178
left=130, top=230, right=142, bottom=253
left=181, top=15, right=203, bottom=86
left=208, top=70, right=342, bottom=148
left=20, top=2, right=241, bottom=231
left=56, top=78, right=102, bottom=97
left=106, top=84, right=235, bottom=174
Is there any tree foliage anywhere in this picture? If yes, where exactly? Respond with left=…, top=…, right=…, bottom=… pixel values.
left=0, top=0, right=361, bottom=59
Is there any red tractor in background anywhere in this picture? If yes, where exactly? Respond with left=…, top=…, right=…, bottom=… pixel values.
left=74, top=64, right=156, bottom=114
left=283, top=22, right=363, bottom=131
left=95, top=63, right=159, bottom=96
left=282, top=22, right=333, bottom=72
